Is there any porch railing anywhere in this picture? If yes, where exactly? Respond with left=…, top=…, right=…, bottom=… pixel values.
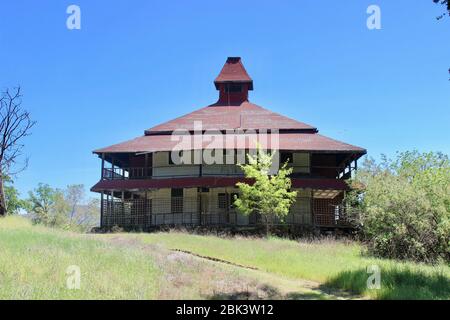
left=100, top=196, right=350, bottom=228
left=102, top=164, right=355, bottom=180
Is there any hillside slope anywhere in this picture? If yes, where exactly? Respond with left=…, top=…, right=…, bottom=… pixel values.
left=1, top=216, right=449, bottom=300
left=0, top=217, right=341, bottom=299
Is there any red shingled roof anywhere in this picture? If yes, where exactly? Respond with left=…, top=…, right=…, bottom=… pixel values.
left=145, top=101, right=316, bottom=134
left=93, top=57, right=366, bottom=156
left=214, top=57, right=253, bottom=89
left=93, top=132, right=365, bottom=154
left=91, top=177, right=349, bottom=192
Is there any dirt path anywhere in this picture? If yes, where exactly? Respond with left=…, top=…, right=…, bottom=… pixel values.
left=98, top=235, right=364, bottom=300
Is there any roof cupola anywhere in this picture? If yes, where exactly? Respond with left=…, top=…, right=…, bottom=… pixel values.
left=214, top=57, right=253, bottom=105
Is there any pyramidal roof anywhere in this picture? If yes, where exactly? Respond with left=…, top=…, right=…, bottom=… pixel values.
left=146, top=57, right=315, bottom=134
left=145, top=101, right=316, bottom=134
left=94, top=57, right=366, bottom=155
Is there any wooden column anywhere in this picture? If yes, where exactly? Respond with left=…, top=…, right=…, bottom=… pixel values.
left=310, top=189, right=315, bottom=228
left=121, top=191, right=125, bottom=226
left=107, top=191, right=112, bottom=227
left=110, top=191, right=114, bottom=217
left=225, top=189, right=229, bottom=225
left=144, top=190, right=149, bottom=227
left=111, top=157, right=115, bottom=179
left=101, top=153, right=105, bottom=179
left=105, top=192, right=109, bottom=227
left=145, top=153, right=149, bottom=178
left=100, top=191, right=104, bottom=227
left=199, top=190, right=203, bottom=226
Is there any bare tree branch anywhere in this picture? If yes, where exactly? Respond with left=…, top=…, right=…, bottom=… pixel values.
left=433, top=0, right=450, bottom=19
left=0, top=86, right=36, bottom=215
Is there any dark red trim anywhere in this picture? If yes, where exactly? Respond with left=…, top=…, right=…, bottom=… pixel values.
left=90, top=177, right=349, bottom=192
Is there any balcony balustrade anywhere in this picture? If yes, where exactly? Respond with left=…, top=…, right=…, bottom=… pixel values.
left=101, top=164, right=355, bottom=180
left=100, top=196, right=351, bottom=228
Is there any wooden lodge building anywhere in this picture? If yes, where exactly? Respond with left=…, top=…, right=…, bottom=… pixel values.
left=91, top=57, right=366, bottom=230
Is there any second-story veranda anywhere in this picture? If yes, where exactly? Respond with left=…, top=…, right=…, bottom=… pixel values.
left=95, top=147, right=360, bottom=182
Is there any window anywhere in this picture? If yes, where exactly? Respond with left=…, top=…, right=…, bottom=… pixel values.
left=171, top=188, right=183, bottom=197
left=280, top=152, right=293, bottom=164
left=224, top=84, right=242, bottom=93
left=218, top=193, right=227, bottom=209
left=171, top=188, right=183, bottom=214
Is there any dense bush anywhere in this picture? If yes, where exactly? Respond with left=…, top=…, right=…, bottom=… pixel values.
left=348, top=151, right=450, bottom=263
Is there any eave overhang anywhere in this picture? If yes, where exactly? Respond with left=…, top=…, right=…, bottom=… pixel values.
left=90, top=177, right=350, bottom=193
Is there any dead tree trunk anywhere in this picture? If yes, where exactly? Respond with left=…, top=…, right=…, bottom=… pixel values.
left=0, top=172, right=5, bottom=216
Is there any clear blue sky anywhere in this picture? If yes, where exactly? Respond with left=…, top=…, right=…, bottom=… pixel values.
left=0, top=0, right=449, bottom=198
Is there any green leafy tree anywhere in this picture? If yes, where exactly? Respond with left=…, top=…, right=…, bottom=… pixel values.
left=27, top=183, right=98, bottom=232
left=347, top=151, right=450, bottom=263
left=234, top=148, right=297, bottom=236
left=2, top=175, right=27, bottom=214
left=27, top=184, right=71, bottom=228
left=27, top=183, right=68, bottom=226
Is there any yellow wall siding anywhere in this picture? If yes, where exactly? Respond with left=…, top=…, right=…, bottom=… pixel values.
left=184, top=188, right=198, bottom=213
left=152, top=151, right=200, bottom=177
left=149, top=188, right=171, bottom=214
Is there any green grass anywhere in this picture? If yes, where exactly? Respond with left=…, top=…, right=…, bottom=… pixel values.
left=0, top=217, right=160, bottom=299
left=0, top=216, right=336, bottom=300
left=1, top=216, right=449, bottom=300
left=137, top=232, right=450, bottom=300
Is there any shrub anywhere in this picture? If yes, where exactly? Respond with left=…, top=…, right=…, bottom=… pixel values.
left=348, top=151, right=450, bottom=263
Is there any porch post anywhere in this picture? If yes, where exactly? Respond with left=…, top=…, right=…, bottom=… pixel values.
left=105, top=192, right=109, bottom=227
left=308, top=151, right=312, bottom=174
left=111, top=157, right=115, bottom=179
left=109, top=191, right=113, bottom=226
left=144, top=190, right=149, bottom=227
left=310, top=189, right=315, bottom=228
left=145, top=153, right=149, bottom=178
left=101, top=153, right=105, bottom=179
left=100, top=191, right=104, bottom=228
left=199, top=190, right=203, bottom=226
left=121, top=191, right=125, bottom=226
left=225, top=189, right=229, bottom=225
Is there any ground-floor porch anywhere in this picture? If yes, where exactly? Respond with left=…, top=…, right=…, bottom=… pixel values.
left=99, top=187, right=351, bottom=230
